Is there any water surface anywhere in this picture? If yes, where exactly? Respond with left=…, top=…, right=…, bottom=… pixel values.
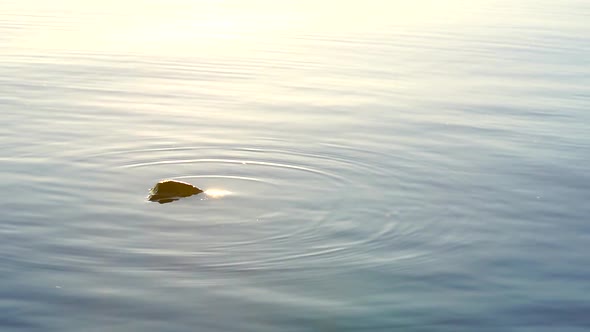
left=1, top=1, right=589, bottom=331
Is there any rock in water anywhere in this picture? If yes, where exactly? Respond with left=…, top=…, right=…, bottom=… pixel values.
left=148, top=180, right=203, bottom=204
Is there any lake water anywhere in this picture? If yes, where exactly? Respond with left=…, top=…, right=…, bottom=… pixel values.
left=1, top=1, right=589, bottom=331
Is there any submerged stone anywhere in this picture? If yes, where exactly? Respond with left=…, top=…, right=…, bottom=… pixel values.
left=148, top=179, right=203, bottom=204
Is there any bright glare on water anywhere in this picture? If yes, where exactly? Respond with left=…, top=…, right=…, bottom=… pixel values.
left=1, top=0, right=589, bottom=331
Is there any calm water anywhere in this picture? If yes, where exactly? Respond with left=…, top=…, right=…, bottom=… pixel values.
left=1, top=1, right=589, bottom=331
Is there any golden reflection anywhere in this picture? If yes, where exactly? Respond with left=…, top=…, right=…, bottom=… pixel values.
left=148, top=179, right=203, bottom=204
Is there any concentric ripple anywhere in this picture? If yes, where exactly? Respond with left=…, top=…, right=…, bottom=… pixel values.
left=61, top=142, right=472, bottom=278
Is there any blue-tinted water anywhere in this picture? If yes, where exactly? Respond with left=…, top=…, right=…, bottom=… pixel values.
left=1, top=1, right=589, bottom=331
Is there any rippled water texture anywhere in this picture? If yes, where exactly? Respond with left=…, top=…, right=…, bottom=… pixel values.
left=1, top=1, right=589, bottom=331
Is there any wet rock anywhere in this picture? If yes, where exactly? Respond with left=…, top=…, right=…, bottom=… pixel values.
left=148, top=179, right=203, bottom=204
